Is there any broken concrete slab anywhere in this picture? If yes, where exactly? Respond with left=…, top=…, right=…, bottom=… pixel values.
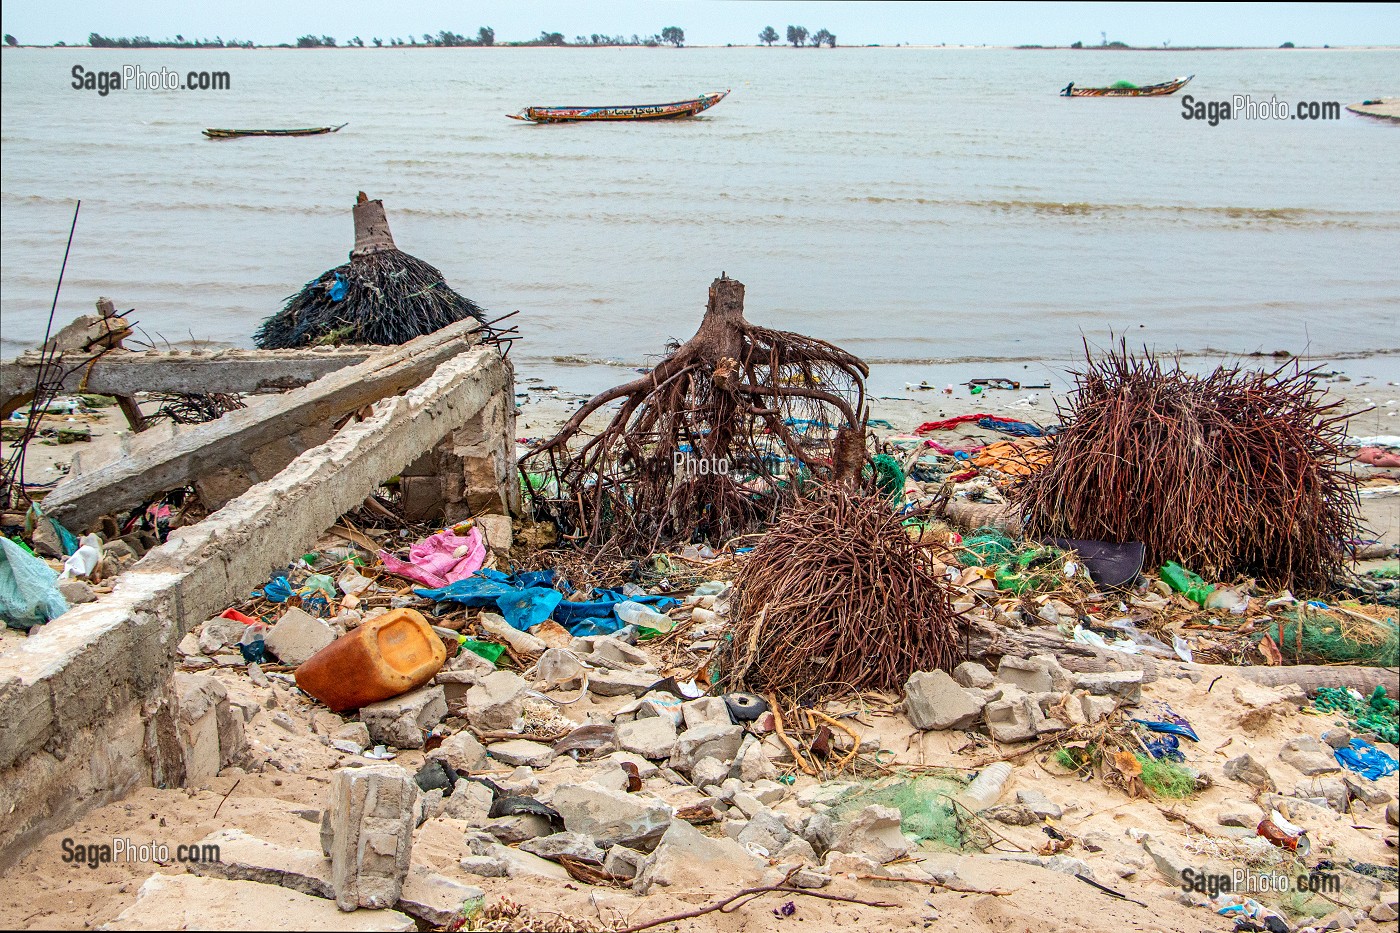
left=486, top=739, right=555, bottom=769
left=829, top=805, right=910, bottom=864
left=669, top=723, right=745, bottom=773
left=43, top=320, right=486, bottom=529
left=359, top=685, right=447, bottom=750
left=1224, top=753, right=1277, bottom=792
left=462, top=671, right=527, bottom=732
left=1279, top=736, right=1340, bottom=776
left=633, top=816, right=766, bottom=895
left=429, top=730, right=489, bottom=773
left=188, top=828, right=333, bottom=896
left=551, top=781, right=673, bottom=850
left=519, top=832, right=606, bottom=864
left=265, top=608, right=335, bottom=667
left=103, top=873, right=416, bottom=931
left=396, top=869, right=483, bottom=928
left=952, top=661, right=994, bottom=689
left=615, top=716, right=678, bottom=760
left=996, top=657, right=1054, bottom=693
left=904, top=669, right=985, bottom=731
left=1073, top=671, right=1144, bottom=703
left=324, top=764, right=419, bottom=911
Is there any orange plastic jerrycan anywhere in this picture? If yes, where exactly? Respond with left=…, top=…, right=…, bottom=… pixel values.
left=295, top=607, right=446, bottom=711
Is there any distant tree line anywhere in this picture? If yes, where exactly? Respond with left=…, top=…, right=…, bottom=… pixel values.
left=88, top=33, right=254, bottom=48
left=762, top=26, right=836, bottom=47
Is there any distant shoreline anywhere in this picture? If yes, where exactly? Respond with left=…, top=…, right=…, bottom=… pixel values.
left=4, top=43, right=1399, bottom=51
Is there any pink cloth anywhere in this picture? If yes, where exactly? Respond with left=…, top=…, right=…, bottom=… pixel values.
left=378, top=527, right=486, bottom=589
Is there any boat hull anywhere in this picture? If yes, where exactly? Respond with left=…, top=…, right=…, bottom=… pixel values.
left=509, top=91, right=729, bottom=123
left=1061, top=76, right=1192, bottom=97
left=203, top=124, right=346, bottom=139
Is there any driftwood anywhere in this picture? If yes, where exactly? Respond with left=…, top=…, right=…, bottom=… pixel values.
left=965, top=616, right=1398, bottom=695
left=940, top=499, right=1023, bottom=536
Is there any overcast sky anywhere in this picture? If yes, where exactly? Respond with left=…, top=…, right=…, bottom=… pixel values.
left=1, top=1, right=1395, bottom=48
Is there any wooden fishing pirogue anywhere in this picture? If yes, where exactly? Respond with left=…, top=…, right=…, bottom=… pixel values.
left=1060, top=75, right=1192, bottom=97
left=508, top=90, right=729, bottom=123
left=203, top=123, right=347, bottom=139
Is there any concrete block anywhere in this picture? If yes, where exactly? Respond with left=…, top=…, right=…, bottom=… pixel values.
left=359, top=685, right=447, bottom=750
left=325, top=764, right=420, bottom=911
left=265, top=607, right=335, bottom=667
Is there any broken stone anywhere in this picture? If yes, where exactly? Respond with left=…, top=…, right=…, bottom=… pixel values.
left=359, top=685, right=447, bottom=750
left=1080, top=694, right=1117, bottom=723
left=1295, top=777, right=1349, bottom=812
left=334, top=722, right=372, bottom=752
left=265, top=607, right=335, bottom=667
left=430, top=730, right=490, bottom=773
left=1072, top=671, right=1144, bottom=703
left=1028, top=654, right=1074, bottom=692
left=829, top=805, right=909, bottom=864
left=1218, top=800, right=1264, bottom=828
left=56, top=577, right=97, bottom=606
left=736, top=738, right=778, bottom=783
left=1343, top=774, right=1393, bottom=807
left=589, top=669, right=659, bottom=698
left=105, top=874, right=415, bottom=931
left=552, top=781, right=673, bottom=850
left=984, top=805, right=1037, bottom=826
left=446, top=646, right=496, bottom=676
left=442, top=779, right=493, bottom=823
left=952, top=661, right=995, bottom=689
left=774, top=835, right=818, bottom=865
left=457, top=855, right=509, bottom=879
left=669, top=723, right=745, bottom=773
left=572, top=635, right=652, bottom=670
left=177, top=631, right=204, bottom=657
left=1015, top=789, right=1063, bottom=819
left=200, top=616, right=248, bottom=654
left=616, top=716, right=678, bottom=760
left=324, top=764, right=419, bottom=911
left=904, top=670, right=985, bottom=731
left=520, top=832, right=606, bottom=864
left=603, top=845, right=646, bottom=880
left=633, top=816, right=765, bottom=895
left=681, top=697, right=733, bottom=730
left=1141, top=834, right=1194, bottom=886
left=801, top=811, right=837, bottom=852
left=1280, top=735, right=1340, bottom=776
left=1322, top=728, right=1353, bottom=749
left=485, top=814, right=553, bottom=844
left=1223, top=753, right=1277, bottom=792
left=397, top=870, right=484, bottom=928
left=823, top=851, right=880, bottom=877
left=996, top=656, right=1054, bottom=693
left=691, top=756, right=729, bottom=789
left=486, top=739, right=555, bottom=769
left=462, top=671, right=527, bottom=731
left=187, top=828, right=332, bottom=897
left=738, top=810, right=793, bottom=856
left=984, top=692, right=1039, bottom=743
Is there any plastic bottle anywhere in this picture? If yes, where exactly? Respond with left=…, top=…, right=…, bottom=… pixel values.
left=956, top=762, right=1013, bottom=812
left=1159, top=561, right=1215, bottom=606
left=294, top=608, right=446, bottom=711
left=614, top=601, right=674, bottom=633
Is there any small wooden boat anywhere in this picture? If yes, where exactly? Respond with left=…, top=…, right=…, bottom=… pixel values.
left=508, top=90, right=729, bottom=123
left=1060, top=75, right=1192, bottom=98
left=203, top=123, right=347, bottom=139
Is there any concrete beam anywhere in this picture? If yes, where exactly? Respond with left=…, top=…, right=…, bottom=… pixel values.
left=0, top=344, right=513, bottom=871
left=0, top=346, right=376, bottom=418
left=40, top=321, right=481, bottom=531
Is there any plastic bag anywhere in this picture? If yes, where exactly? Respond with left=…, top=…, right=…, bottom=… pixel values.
left=0, top=537, right=68, bottom=629
left=496, top=587, right=563, bottom=631
left=379, top=526, right=486, bottom=589
left=1333, top=738, right=1398, bottom=780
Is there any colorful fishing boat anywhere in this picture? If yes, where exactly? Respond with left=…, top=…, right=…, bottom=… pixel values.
left=203, top=123, right=347, bottom=139
left=508, top=90, right=729, bottom=123
left=1060, top=75, right=1192, bottom=97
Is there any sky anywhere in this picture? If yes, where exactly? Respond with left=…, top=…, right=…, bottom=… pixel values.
left=1, top=1, right=1396, bottom=48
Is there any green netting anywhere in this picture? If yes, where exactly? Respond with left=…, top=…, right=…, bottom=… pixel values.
left=1253, top=610, right=1399, bottom=667
left=1111, top=80, right=1140, bottom=89
left=1312, top=686, right=1399, bottom=745
left=957, top=528, right=1016, bottom=568
left=867, top=454, right=906, bottom=501
left=993, top=546, right=1069, bottom=594
left=827, top=773, right=977, bottom=850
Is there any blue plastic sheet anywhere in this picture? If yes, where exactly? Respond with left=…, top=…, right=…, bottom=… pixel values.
left=418, top=570, right=677, bottom=635
left=327, top=273, right=348, bottom=301
left=1132, top=703, right=1199, bottom=742
left=1333, top=738, right=1399, bottom=781
left=1142, top=734, right=1186, bottom=762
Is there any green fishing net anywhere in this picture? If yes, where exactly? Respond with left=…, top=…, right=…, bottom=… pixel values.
left=1111, top=80, right=1140, bottom=89
left=1312, top=686, right=1399, bottom=745
left=867, top=454, right=906, bottom=501
left=957, top=528, right=1017, bottom=567
left=1254, top=610, right=1399, bottom=667
left=827, top=773, right=978, bottom=850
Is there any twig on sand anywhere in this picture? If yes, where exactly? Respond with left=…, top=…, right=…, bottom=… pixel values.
left=857, top=874, right=1012, bottom=895
left=614, top=881, right=896, bottom=933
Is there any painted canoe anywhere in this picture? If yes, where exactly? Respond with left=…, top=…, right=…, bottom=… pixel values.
left=203, top=123, right=347, bottom=139
left=508, top=90, right=729, bottom=123
left=1060, top=75, right=1192, bottom=98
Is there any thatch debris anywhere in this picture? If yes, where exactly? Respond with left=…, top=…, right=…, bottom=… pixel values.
left=723, top=485, right=963, bottom=697
left=254, top=193, right=486, bottom=349
left=520, top=274, right=869, bottom=554
left=1015, top=344, right=1359, bottom=593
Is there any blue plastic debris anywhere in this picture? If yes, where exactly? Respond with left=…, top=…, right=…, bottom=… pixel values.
left=1333, top=738, right=1398, bottom=781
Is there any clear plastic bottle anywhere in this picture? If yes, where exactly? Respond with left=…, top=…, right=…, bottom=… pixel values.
left=614, top=601, right=673, bottom=632
left=956, top=762, right=1013, bottom=812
